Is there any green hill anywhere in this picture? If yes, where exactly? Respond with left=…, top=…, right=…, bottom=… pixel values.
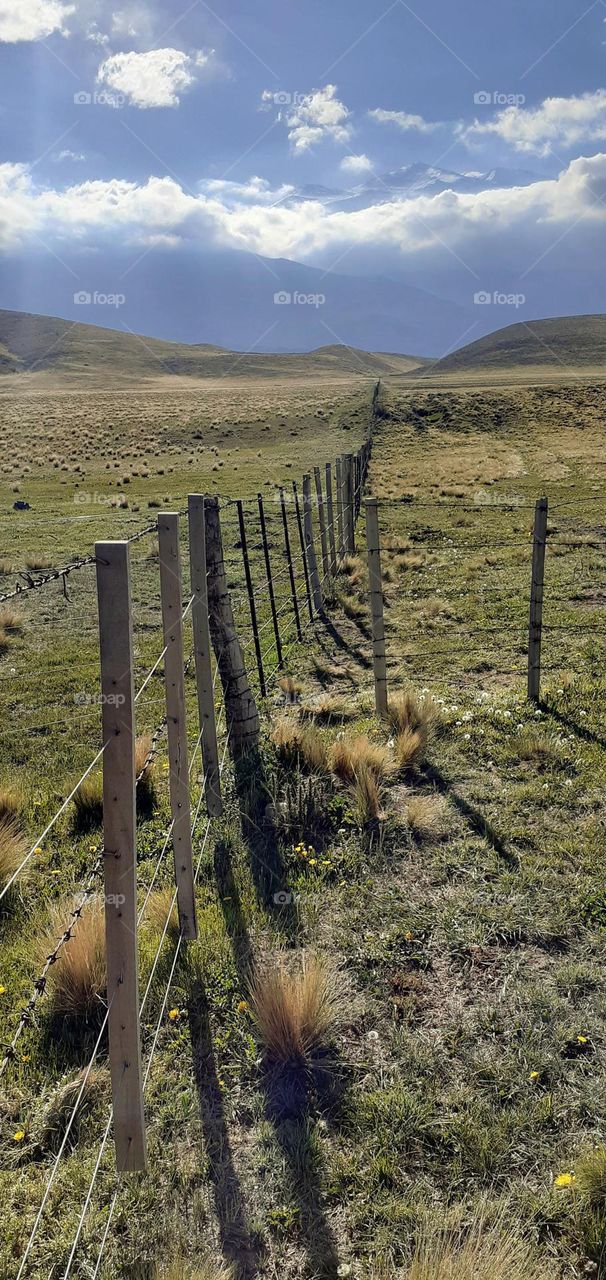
left=0, top=309, right=425, bottom=384
left=426, top=314, right=606, bottom=375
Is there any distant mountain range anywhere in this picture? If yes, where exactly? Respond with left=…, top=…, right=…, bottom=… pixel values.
left=278, top=163, right=543, bottom=212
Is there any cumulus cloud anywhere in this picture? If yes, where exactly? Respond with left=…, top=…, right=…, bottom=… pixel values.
left=2, top=156, right=606, bottom=273
left=340, top=154, right=373, bottom=175
left=198, top=176, right=295, bottom=205
left=52, top=149, right=87, bottom=162
left=261, top=84, right=352, bottom=153
left=97, top=47, right=213, bottom=108
left=461, top=90, right=606, bottom=156
left=0, top=0, right=74, bottom=42
left=369, top=107, right=439, bottom=134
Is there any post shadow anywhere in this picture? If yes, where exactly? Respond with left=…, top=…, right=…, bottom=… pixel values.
left=214, top=834, right=342, bottom=1280
left=421, top=760, right=520, bottom=870
left=539, top=700, right=606, bottom=750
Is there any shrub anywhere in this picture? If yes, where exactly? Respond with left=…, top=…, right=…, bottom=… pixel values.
left=248, top=952, right=347, bottom=1066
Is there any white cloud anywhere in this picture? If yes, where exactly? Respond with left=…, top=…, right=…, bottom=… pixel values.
left=2, top=155, right=606, bottom=274
left=461, top=90, right=606, bottom=156
left=369, top=107, right=439, bottom=134
left=267, top=84, right=352, bottom=153
left=53, top=149, right=86, bottom=162
left=199, top=176, right=295, bottom=205
left=97, top=47, right=213, bottom=109
left=340, top=154, right=373, bottom=175
left=0, top=0, right=74, bottom=42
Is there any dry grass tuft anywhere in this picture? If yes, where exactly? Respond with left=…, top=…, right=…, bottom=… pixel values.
left=0, top=817, right=27, bottom=897
left=142, top=886, right=180, bottom=942
left=404, top=793, right=450, bottom=840
left=248, top=952, right=347, bottom=1066
left=0, top=785, right=23, bottom=822
left=271, top=718, right=329, bottom=773
left=394, top=727, right=427, bottom=772
left=403, top=1214, right=552, bottom=1280
left=301, top=693, right=353, bottom=724
left=278, top=674, right=304, bottom=704
left=387, top=690, right=441, bottom=738
left=0, top=607, right=23, bottom=634
left=330, top=734, right=394, bottom=783
left=39, top=1068, right=107, bottom=1153
left=350, top=762, right=385, bottom=825
left=575, top=1146, right=606, bottom=1207
left=37, top=897, right=106, bottom=1022
left=72, top=774, right=103, bottom=832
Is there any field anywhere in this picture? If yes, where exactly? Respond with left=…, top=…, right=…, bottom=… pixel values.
left=1, top=362, right=606, bottom=1280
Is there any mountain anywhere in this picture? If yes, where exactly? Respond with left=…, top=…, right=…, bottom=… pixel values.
left=0, top=247, right=467, bottom=358
left=425, top=315, right=606, bottom=374
left=0, top=308, right=426, bottom=385
left=280, top=163, right=543, bottom=212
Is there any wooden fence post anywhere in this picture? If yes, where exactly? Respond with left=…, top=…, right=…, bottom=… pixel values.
left=237, top=499, right=266, bottom=698
left=158, top=513, right=197, bottom=941
left=95, top=540, right=146, bottom=1173
left=325, top=462, right=337, bottom=577
left=205, top=498, right=260, bottom=759
left=293, top=481, right=313, bottom=622
left=528, top=496, right=548, bottom=702
left=188, top=495, right=222, bottom=819
left=314, top=466, right=330, bottom=587
left=258, top=493, right=283, bottom=670
left=303, top=473, right=323, bottom=614
left=335, top=456, right=345, bottom=562
left=344, top=454, right=355, bottom=552
left=364, top=501, right=388, bottom=718
left=279, top=487, right=303, bottom=641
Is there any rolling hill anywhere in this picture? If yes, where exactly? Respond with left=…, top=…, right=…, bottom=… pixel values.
left=0, top=309, right=426, bottom=386
left=426, top=314, right=606, bottom=375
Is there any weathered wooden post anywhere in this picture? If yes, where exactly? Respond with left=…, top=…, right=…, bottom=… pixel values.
left=205, top=498, right=260, bottom=758
left=293, top=481, right=313, bottom=622
left=236, top=499, right=266, bottom=698
left=95, top=540, right=146, bottom=1172
left=528, top=496, right=548, bottom=702
left=335, top=456, right=345, bottom=562
left=303, top=473, right=323, bottom=614
left=258, top=493, right=283, bottom=669
left=325, top=462, right=337, bottom=576
left=188, top=495, right=222, bottom=818
left=158, top=512, right=197, bottom=941
left=364, top=501, right=388, bottom=718
left=314, top=466, right=330, bottom=587
left=344, top=454, right=355, bottom=552
left=279, top=487, right=303, bottom=641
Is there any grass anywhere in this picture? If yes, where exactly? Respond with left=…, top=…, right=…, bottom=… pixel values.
left=330, top=733, right=394, bottom=782
left=247, top=952, right=347, bottom=1067
left=0, top=816, right=27, bottom=897
left=156, top=1262, right=235, bottom=1280
left=36, top=896, right=106, bottom=1023
left=3, top=369, right=606, bottom=1279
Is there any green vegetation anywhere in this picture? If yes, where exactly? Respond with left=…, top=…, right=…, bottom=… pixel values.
left=422, top=313, right=606, bottom=376
left=1, top=364, right=606, bottom=1278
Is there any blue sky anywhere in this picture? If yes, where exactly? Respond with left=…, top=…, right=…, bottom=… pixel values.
left=1, top=0, right=606, bottom=351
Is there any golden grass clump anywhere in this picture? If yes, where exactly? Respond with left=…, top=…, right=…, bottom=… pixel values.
left=278, top=674, right=304, bottom=703
left=394, top=727, right=427, bottom=771
left=0, top=607, right=23, bottom=634
left=350, top=762, right=385, bottom=826
left=403, top=1214, right=552, bottom=1280
left=574, top=1147, right=606, bottom=1207
left=142, top=886, right=180, bottom=942
left=404, top=794, right=450, bottom=840
left=330, top=734, right=394, bottom=783
left=271, top=718, right=329, bottom=773
left=0, top=785, right=23, bottom=822
left=0, top=817, right=27, bottom=897
left=387, top=690, right=441, bottom=738
left=248, top=952, right=347, bottom=1065
left=37, top=896, right=106, bottom=1022
left=39, top=1068, right=107, bottom=1153
left=72, top=774, right=104, bottom=832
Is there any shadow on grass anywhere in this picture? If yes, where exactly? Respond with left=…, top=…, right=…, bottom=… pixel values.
left=188, top=976, right=262, bottom=1280
left=232, top=750, right=298, bottom=937
left=214, top=833, right=342, bottom=1280
left=540, top=701, right=606, bottom=751
left=422, top=760, right=521, bottom=870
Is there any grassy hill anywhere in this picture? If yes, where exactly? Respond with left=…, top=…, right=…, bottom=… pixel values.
left=0, top=309, right=425, bottom=385
left=425, top=314, right=606, bottom=375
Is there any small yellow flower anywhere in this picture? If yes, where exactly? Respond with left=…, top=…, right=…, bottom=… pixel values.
left=529, top=1071, right=540, bottom=1081
left=308, top=859, right=317, bottom=867
left=168, top=1008, right=180, bottom=1021
left=577, top=1035, right=589, bottom=1044
left=34, top=847, right=43, bottom=856
left=0, top=986, right=5, bottom=995
left=237, top=1000, right=249, bottom=1014
left=405, top=931, right=413, bottom=942
left=21, top=1055, right=30, bottom=1063
left=554, top=1172, right=575, bottom=1188
left=51, top=870, right=60, bottom=876
left=13, top=1130, right=25, bottom=1143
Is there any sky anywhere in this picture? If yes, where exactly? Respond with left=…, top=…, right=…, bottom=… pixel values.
left=1, top=0, right=606, bottom=352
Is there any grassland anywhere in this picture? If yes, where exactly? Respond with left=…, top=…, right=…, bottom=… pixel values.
left=1, top=365, right=606, bottom=1280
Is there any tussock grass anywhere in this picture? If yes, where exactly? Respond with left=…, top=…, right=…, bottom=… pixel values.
left=0, top=785, right=23, bottom=821
left=39, top=1068, right=107, bottom=1153
left=394, top=728, right=427, bottom=771
left=72, top=774, right=103, bottom=832
left=575, top=1147, right=606, bottom=1207
left=514, top=727, right=563, bottom=767
left=271, top=717, right=329, bottom=772
left=37, top=896, right=106, bottom=1022
left=0, top=817, right=27, bottom=897
left=330, top=734, right=394, bottom=783
left=387, top=690, right=441, bottom=738
left=142, top=886, right=180, bottom=943
left=0, top=607, right=23, bottom=633
left=402, top=1214, right=552, bottom=1280
left=248, top=952, right=347, bottom=1066
left=278, top=674, right=304, bottom=703
left=404, top=793, right=450, bottom=840
left=301, top=693, right=353, bottom=723
left=350, top=762, right=385, bottom=825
